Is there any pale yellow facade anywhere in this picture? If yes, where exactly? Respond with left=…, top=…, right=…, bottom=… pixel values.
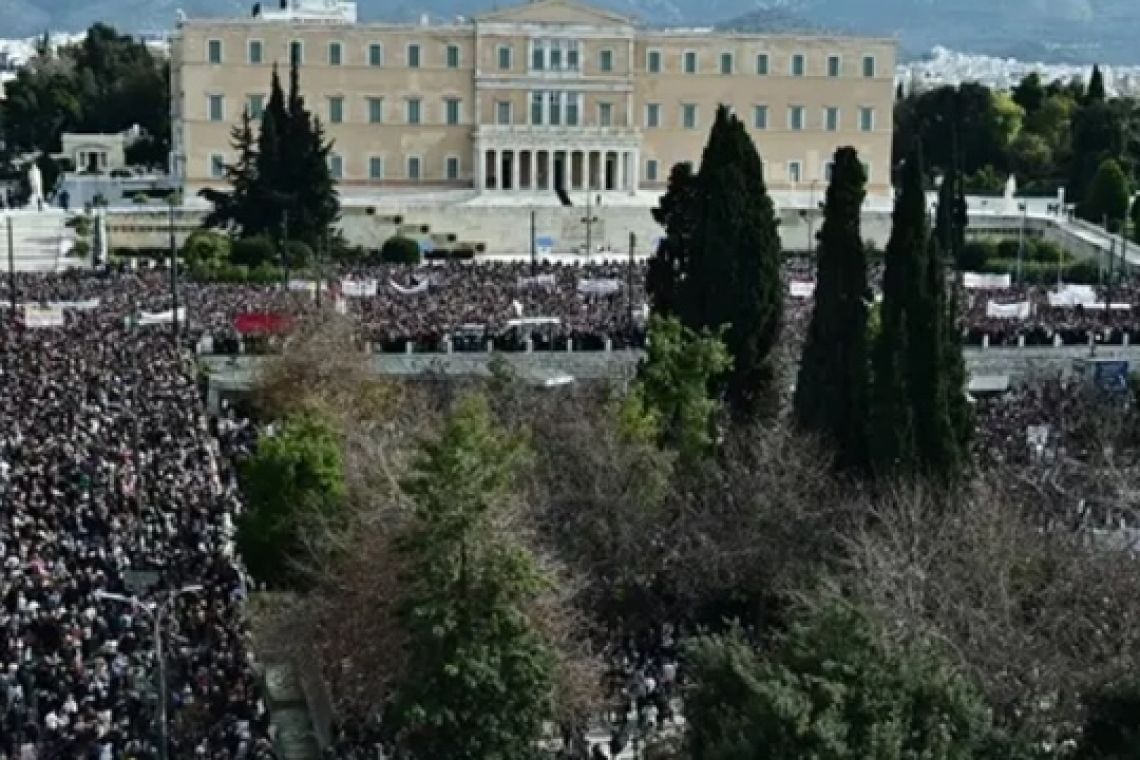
left=171, top=0, right=896, bottom=200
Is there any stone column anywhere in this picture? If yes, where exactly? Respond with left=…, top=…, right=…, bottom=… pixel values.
left=511, top=149, right=521, bottom=192
left=475, top=147, right=486, bottom=191
left=629, top=147, right=640, bottom=194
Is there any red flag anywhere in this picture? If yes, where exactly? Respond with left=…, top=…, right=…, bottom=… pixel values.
left=233, top=313, right=293, bottom=335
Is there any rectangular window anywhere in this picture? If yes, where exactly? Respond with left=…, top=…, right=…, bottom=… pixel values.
left=329, top=41, right=343, bottom=66
left=208, top=94, right=224, bottom=122
left=407, top=156, right=421, bottom=181
left=789, top=105, right=804, bottom=131
left=550, top=43, right=563, bottom=70
left=446, top=44, right=460, bottom=68
left=247, top=94, right=265, bottom=119
left=531, top=41, right=545, bottom=70
left=827, top=55, right=840, bottom=77
left=445, top=98, right=461, bottom=125
left=862, top=55, right=876, bottom=78
left=788, top=161, right=802, bottom=184
left=207, top=39, right=222, bottom=64
left=328, top=97, right=344, bottom=124
left=446, top=156, right=460, bottom=181
left=248, top=39, right=263, bottom=65
left=407, top=43, right=421, bottom=68
left=328, top=154, right=343, bottom=180
left=791, top=53, right=805, bottom=76
left=647, top=49, right=661, bottom=73
left=407, top=98, right=421, bottom=125
left=209, top=154, right=225, bottom=179
left=367, top=97, right=384, bottom=124
left=567, top=41, right=580, bottom=70
left=369, top=156, right=384, bottom=180
left=645, top=103, right=660, bottom=128
left=646, top=159, right=659, bottom=182
left=720, top=52, right=733, bottom=75
left=683, top=50, right=697, bottom=74
left=548, top=91, right=561, bottom=126
left=598, top=102, right=613, bottom=127
left=498, top=45, right=512, bottom=70
left=496, top=101, right=512, bottom=125
left=599, top=49, right=613, bottom=72
left=859, top=106, right=874, bottom=132
left=531, top=92, right=543, bottom=125
left=290, top=40, right=303, bottom=65
left=566, top=93, right=579, bottom=126
left=824, top=161, right=834, bottom=182
left=755, top=52, right=769, bottom=75
left=753, top=105, right=768, bottom=130
left=682, top=103, right=697, bottom=129
left=824, top=106, right=839, bottom=131
left=368, top=43, right=384, bottom=67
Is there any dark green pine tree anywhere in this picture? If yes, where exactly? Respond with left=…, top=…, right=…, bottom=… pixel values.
left=647, top=162, right=699, bottom=318
left=682, top=105, right=783, bottom=423
left=253, top=63, right=289, bottom=242
left=870, top=146, right=922, bottom=474
left=281, top=57, right=340, bottom=252
left=200, top=107, right=258, bottom=234
left=793, top=147, right=871, bottom=473
left=1087, top=64, right=1106, bottom=103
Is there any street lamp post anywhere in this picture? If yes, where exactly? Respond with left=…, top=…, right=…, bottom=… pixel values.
left=167, top=194, right=179, bottom=341
left=95, top=585, right=203, bottom=760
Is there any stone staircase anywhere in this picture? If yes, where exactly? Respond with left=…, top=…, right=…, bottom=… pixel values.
left=4, top=209, right=72, bottom=272
left=264, top=661, right=323, bottom=760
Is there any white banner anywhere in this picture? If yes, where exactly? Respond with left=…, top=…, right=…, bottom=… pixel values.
left=1047, top=284, right=1098, bottom=308
left=288, top=279, right=317, bottom=293
left=23, top=307, right=64, bottom=328
left=963, top=272, right=1012, bottom=290
left=986, top=300, right=1031, bottom=319
left=48, top=298, right=100, bottom=311
left=340, top=279, right=378, bottom=297
left=577, top=278, right=622, bottom=296
left=390, top=278, right=429, bottom=295
left=518, top=274, right=556, bottom=290
left=137, top=308, right=186, bottom=326
left=1072, top=302, right=1132, bottom=311
left=788, top=281, right=816, bottom=298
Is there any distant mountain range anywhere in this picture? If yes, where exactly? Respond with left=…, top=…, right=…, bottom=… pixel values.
left=8, top=0, right=1140, bottom=65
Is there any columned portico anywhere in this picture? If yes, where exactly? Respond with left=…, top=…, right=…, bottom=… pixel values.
left=475, top=126, right=642, bottom=195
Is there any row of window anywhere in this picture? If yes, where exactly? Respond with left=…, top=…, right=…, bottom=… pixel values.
left=208, top=151, right=870, bottom=184
left=206, top=37, right=878, bottom=78
left=208, top=92, right=878, bottom=133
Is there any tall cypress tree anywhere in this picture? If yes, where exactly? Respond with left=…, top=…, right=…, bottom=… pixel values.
left=1087, top=64, right=1106, bottom=103
left=682, top=105, right=783, bottom=422
left=647, top=162, right=699, bottom=318
left=794, top=147, right=871, bottom=473
left=254, top=64, right=288, bottom=242
left=280, top=57, right=339, bottom=250
left=870, top=146, right=923, bottom=474
left=200, top=107, right=259, bottom=234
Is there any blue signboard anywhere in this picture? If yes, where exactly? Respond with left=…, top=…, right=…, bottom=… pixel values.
left=1092, top=360, right=1130, bottom=393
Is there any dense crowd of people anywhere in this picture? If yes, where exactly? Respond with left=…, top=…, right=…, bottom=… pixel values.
left=0, top=295, right=275, bottom=758
left=2, top=256, right=1139, bottom=760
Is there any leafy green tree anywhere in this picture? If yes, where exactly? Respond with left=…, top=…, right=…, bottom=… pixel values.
left=282, top=58, right=340, bottom=250
left=681, top=105, right=783, bottom=422
left=684, top=600, right=991, bottom=760
left=0, top=24, right=169, bottom=165
left=237, top=409, right=346, bottom=589
left=1012, top=72, right=1046, bottom=116
left=794, top=147, right=871, bottom=473
left=1076, top=683, right=1140, bottom=760
left=1070, top=101, right=1126, bottom=214
left=630, top=315, right=731, bottom=463
left=200, top=108, right=260, bottom=234
left=647, top=162, right=699, bottom=318
left=231, top=236, right=276, bottom=269
left=182, top=230, right=231, bottom=272
left=1085, top=157, right=1132, bottom=231
left=380, top=235, right=422, bottom=264
left=387, top=393, right=556, bottom=760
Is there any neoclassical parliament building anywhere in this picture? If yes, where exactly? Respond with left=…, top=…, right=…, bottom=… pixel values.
left=171, top=0, right=896, bottom=201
